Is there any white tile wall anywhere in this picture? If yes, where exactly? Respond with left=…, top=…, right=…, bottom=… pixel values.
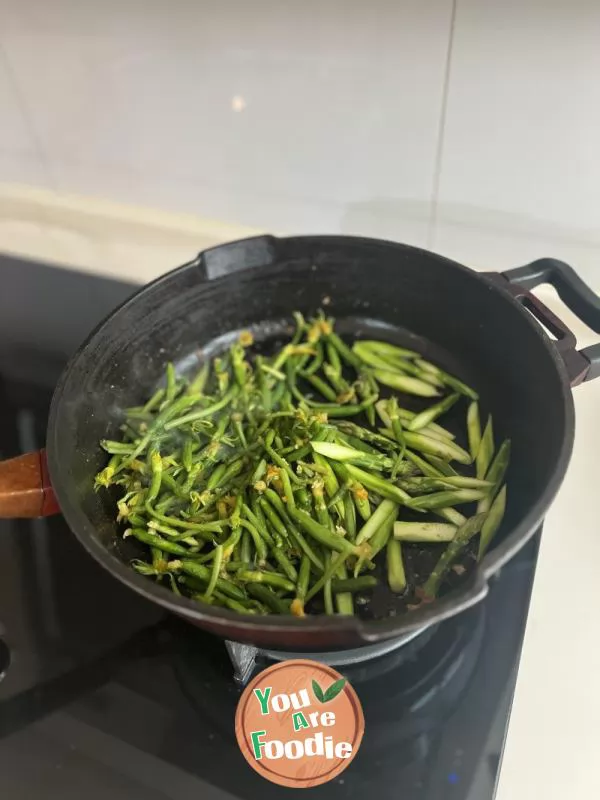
left=0, top=50, right=35, bottom=158
left=0, top=0, right=599, bottom=287
left=0, top=43, right=58, bottom=261
left=0, top=0, right=453, bottom=247
left=434, top=0, right=600, bottom=281
left=0, top=42, right=47, bottom=185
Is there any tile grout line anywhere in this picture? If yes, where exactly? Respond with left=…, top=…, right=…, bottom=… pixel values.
left=0, top=37, right=70, bottom=262
left=427, top=0, right=458, bottom=250
left=0, top=40, right=56, bottom=190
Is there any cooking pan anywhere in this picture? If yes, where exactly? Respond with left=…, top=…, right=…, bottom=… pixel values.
left=1, top=235, right=599, bottom=650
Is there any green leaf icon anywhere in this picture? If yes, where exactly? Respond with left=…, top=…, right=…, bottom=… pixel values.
left=312, top=679, right=325, bottom=703
left=323, top=678, right=346, bottom=702
left=312, top=677, right=347, bottom=704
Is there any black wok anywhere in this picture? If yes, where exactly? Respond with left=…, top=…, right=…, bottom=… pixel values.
left=1, top=235, right=599, bottom=649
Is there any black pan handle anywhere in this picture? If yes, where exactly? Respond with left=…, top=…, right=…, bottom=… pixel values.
left=197, top=235, right=280, bottom=281
left=501, top=258, right=600, bottom=385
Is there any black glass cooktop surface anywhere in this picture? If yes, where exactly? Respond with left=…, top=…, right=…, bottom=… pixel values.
left=0, top=254, right=538, bottom=799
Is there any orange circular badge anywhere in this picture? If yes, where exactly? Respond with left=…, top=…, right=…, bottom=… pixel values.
left=235, top=659, right=364, bottom=788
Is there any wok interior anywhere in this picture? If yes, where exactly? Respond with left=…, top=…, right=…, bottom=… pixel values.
left=51, top=237, right=568, bottom=622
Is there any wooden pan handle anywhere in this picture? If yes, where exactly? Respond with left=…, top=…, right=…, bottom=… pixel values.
left=0, top=450, right=60, bottom=518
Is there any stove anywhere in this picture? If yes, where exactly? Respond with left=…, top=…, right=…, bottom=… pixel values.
left=0, top=254, right=539, bottom=799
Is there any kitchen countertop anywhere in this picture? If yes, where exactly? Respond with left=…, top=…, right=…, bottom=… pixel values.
left=496, top=286, right=600, bottom=799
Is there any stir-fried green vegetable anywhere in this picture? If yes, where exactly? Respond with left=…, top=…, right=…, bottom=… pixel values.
left=95, top=312, right=509, bottom=617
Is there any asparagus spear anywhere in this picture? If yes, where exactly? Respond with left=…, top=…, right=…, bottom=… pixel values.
left=387, top=538, right=407, bottom=593
left=393, top=521, right=457, bottom=543
left=476, top=415, right=495, bottom=479
left=477, top=439, right=511, bottom=513
left=467, top=401, right=482, bottom=461
left=372, top=369, right=440, bottom=397
left=407, top=393, right=460, bottom=432
left=478, top=485, right=507, bottom=560
left=419, top=513, right=488, bottom=599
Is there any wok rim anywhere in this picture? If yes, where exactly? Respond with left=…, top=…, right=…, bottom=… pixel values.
left=46, top=235, right=574, bottom=644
